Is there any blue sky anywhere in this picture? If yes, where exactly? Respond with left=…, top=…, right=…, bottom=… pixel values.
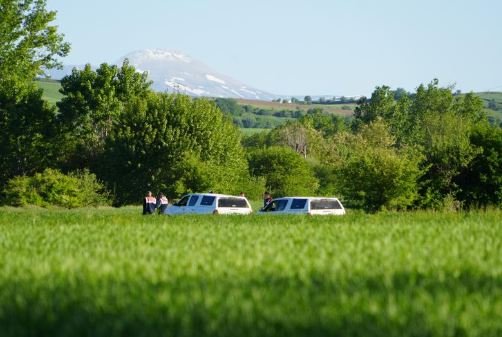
left=47, top=0, right=502, bottom=96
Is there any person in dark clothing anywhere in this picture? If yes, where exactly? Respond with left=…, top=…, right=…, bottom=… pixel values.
left=263, top=191, right=272, bottom=208
left=156, top=192, right=169, bottom=214
left=143, top=191, right=157, bottom=215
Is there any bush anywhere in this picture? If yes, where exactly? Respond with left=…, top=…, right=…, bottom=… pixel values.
left=3, top=169, right=110, bottom=208
left=247, top=146, right=319, bottom=197
left=325, top=120, right=424, bottom=212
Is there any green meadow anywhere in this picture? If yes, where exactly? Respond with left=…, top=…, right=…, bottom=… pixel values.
left=1, top=207, right=501, bottom=337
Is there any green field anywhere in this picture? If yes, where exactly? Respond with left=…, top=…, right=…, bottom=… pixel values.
left=239, top=127, right=269, bottom=136
left=1, top=207, right=501, bottom=337
left=237, top=98, right=356, bottom=116
left=35, top=79, right=63, bottom=104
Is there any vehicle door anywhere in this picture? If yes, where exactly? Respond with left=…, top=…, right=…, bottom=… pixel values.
left=198, top=195, right=216, bottom=214
left=169, top=195, right=190, bottom=214
left=186, top=195, right=201, bottom=214
left=289, top=198, right=308, bottom=214
left=261, top=199, right=289, bottom=214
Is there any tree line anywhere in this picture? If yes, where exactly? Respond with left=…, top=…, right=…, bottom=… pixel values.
left=1, top=0, right=501, bottom=210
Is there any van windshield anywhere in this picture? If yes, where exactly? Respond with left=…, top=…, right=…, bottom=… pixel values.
left=310, top=199, right=342, bottom=210
left=218, top=197, right=248, bottom=208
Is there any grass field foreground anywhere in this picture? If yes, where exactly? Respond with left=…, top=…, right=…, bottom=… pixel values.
left=0, top=207, right=501, bottom=337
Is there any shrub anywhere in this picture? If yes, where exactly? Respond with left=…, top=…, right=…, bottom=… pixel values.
left=324, top=120, right=424, bottom=212
left=3, top=169, right=110, bottom=208
left=247, top=146, right=319, bottom=197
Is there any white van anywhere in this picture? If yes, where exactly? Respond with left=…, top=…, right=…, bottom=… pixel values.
left=258, top=197, right=345, bottom=215
left=165, top=193, right=252, bottom=215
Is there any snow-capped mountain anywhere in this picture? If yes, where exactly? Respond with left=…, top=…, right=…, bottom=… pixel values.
left=119, top=49, right=276, bottom=100
left=46, top=49, right=277, bottom=100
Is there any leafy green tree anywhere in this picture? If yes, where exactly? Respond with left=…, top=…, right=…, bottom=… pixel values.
left=353, top=80, right=487, bottom=207
left=0, top=0, right=69, bottom=189
left=0, top=0, right=70, bottom=94
left=324, top=120, right=424, bottom=211
left=352, top=86, right=395, bottom=130
left=304, top=96, right=312, bottom=104
left=300, top=110, right=346, bottom=137
left=455, top=123, right=502, bottom=208
left=57, top=60, right=151, bottom=169
left=0, top=89, right=58, bottom=187
left=101, top=93, right=249, bottom=204
left=247, top=146, right=319, bottom=197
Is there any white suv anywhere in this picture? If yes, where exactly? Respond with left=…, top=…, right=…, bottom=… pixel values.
left=258, top=197, right=346, bottom=215
left=165, top=193, right=252, bottom=215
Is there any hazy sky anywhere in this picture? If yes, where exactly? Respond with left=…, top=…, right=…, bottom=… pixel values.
left=47, top=0, right=502, bottom=96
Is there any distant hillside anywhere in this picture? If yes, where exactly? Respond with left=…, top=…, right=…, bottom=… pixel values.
left=236, top=99, right=355, bottom=116
left=475, top=92, right=502, bottom=124
left=35, top=79, right=62, bottom=104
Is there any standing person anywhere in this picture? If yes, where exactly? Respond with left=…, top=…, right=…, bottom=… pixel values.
left=239, top=191, right=245, bottom=197
left=143, top=191, right=157, bottom=215
left=156, top=192, right=169, bottom=214
left=263, top=191, right=272, bottom=208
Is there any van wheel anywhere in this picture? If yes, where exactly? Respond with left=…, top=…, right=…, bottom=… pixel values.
left=213, top=210, right=219, bottom=215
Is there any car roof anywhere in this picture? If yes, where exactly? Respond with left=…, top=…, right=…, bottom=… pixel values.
left=183, top=193, right=247, bottom=199
left=272, top=197, right=340, bottom=200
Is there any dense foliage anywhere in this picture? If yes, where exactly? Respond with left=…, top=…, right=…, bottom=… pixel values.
left=101, top=93, right=250, bottom=204
left=324, top=120, right=424, bottom=211
left=247, top=146, right=319, bottom=197
left=1, top=208, right=501, bottom=337
left=2, top=169, right=109, bottom=208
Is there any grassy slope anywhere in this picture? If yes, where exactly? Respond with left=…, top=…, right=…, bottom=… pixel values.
left=35, top=79, right=63, bottom=104
left=0, top=207, right=501, bottom=337
left=475, top=92, right=502, bottom=122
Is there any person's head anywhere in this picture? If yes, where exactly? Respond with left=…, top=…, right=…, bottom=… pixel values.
left=264, top=191, right=270, bottom=198
left=158, top=192, right=164, bottom=198
left=239, top=191, right=245, bottom=196
left=146, top=191, right=152, bottom=197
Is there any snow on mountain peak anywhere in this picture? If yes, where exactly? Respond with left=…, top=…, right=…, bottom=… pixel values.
left=126, top=49, right=192, bottom=63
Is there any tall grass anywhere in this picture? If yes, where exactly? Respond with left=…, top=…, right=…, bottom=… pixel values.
left=0, top=207, right=501, bottom=336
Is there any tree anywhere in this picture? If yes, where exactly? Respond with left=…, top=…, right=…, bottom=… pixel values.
left=352, top=80, right=487, bottom=208
left=100, top=93, right=249, bottom=204
left=0, top=89, right=59, bottom=187
left=455, top=123, right=502, bottom=208
left=0, top=0, right=70, bottom=94
left=304, top=96, right=312, bottom=104
left=0, top=0, right=69, bottom=189
left=247, top=146, right=319, bottom=197
left=488, top=99, right=497, bottom=110
left=324, top=120, right=424, bottom=212
left=393, top=88, right=408, bottom=100
left=352, top=86, right=395, bottom=130
left=57, top=60, right=151, bottom=169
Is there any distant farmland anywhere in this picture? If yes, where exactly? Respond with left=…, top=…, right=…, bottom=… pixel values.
left=237, top=98, right=356, bottom=116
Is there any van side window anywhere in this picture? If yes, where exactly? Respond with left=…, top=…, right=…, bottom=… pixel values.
left=188, top=195, right=200, bottom=206
left=200, top=196, right=215, bottom=206
left=291, top=199, right=307, bottom=209
left=310, top=199, right=342, bottom=210
left=218, top=198, right=248, bottom=208
left=264, top=199, right=288, bottom=212
left=176, top=195, right=190, bottom=207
